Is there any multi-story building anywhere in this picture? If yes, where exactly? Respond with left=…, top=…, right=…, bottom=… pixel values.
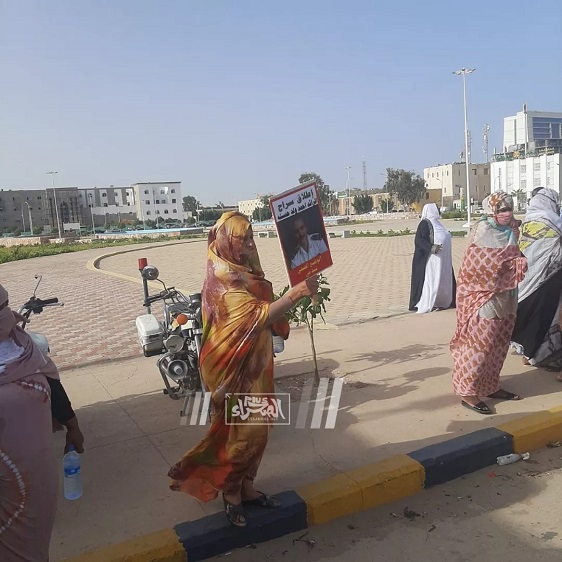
left=0, top=187, right=83, bottom=233
left=423, top=162, right=491, bottom=210
left=78, top=186, right=137, bottom=229
left=238, top=198, right=262, bottom=218
left=491, top=107, right=562, bottom=201
left=0, top=181, right=182, bottom=232
left=132, top=182, right=182, bottom=226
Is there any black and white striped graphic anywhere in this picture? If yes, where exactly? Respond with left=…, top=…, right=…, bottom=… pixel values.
left=179, top=378, right=344, bottom=429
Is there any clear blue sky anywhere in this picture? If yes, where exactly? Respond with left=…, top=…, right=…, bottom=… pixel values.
left=1, top=0, right=561, bottom=204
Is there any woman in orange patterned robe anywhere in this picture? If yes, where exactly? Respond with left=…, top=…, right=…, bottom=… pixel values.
left=168, top=212, right=319, bottom=526
left=450, top=192, right=527, bottom=415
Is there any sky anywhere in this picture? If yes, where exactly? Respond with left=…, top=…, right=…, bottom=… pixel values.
left=1, top=0, right=561, bottom=204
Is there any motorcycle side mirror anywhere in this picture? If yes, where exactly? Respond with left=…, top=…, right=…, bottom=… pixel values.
left=141, top=265, right=160, bottom=281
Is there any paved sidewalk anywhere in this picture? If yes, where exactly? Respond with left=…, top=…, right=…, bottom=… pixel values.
left=50, top=310, right=562, bottom=560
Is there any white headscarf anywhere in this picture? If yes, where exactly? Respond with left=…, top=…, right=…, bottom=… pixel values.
left=421, top=203, right=448, bottom=237
left=524, top=187, right=562, bottom=235
left=517, top=187, right=562, bottom=302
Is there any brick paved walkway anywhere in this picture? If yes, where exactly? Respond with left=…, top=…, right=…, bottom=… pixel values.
left=1, top=235, right=469, bottom=370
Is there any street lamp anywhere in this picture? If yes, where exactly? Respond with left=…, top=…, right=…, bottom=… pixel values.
left=88, top=193, right=95, bottom=232
left=20, top=203, right=26, bottom=233
left=435, top=175, right=444, bottom=210
left=380, top=172, right=390, bottom=213
left=345, top=166, right=351, bottom=217
left=453, top=68, right=475, bottom=228
left=23, top=202, right=33, bottom=235
left=46, top=171, right=62, bottom=239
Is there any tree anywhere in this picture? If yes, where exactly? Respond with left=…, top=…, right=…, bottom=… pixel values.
left=379, top=198, right=395, bottom=213
left=384, top=168, right=426, bottom=208
left=32, top=226, right=43, bottom=235
left=352, top=194, right=374, bottom=214
left=182, top=196, right=199, bottom=213
left=512, top=189, right=526, bottom=212
left=299, top=173, right=334, bottom=215
left=277, top=275, right=331, bottom=384
left=199, top=208, right=223, bottom=221
left=252, top=195, right=273, bottom=221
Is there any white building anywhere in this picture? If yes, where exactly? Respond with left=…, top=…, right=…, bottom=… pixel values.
left=492, top=107, right=562, bottom=201
left=424, top=163, right=491, bottom=210
left=132, top=181, right=182, bottom=225
left=492, top=153, right=561, bottom=200
left=238, top=198, right=262, bottom=218
left=78, top=186, right=136, bottom=228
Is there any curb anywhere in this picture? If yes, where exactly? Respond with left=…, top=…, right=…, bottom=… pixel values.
left=85, top=238, right=206, bottom=292
left=61, top=405, right=562, bottom=562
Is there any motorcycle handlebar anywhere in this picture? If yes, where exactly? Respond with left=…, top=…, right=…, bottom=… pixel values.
left=37, top=297, right=59, bottom=306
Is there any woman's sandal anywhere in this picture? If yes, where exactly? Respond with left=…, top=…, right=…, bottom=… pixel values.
left=223, top=495, right=246, bottom=527
left=461, top=400, right=493, bottom=415
left=242, top=491, right=281, bottom=508
left=487, top=389, right=521, bottom=401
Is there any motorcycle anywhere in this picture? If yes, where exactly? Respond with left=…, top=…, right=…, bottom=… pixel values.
left=18, top=275, right=64, bottom=353
left=134, top=257, right=205, bottom=423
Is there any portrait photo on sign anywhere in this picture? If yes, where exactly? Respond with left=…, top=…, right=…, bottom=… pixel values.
left=270, top=182, right=333, bottom=286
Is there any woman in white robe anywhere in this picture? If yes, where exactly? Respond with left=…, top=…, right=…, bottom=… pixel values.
left=409, top=203, right=456, bottom=313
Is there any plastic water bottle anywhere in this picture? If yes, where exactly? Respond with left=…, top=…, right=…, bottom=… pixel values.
left=272, top=335, right=285, bottom=354
left=497, top=452, right=530, bottom=466
left=63, top=446, right=83, bottom=500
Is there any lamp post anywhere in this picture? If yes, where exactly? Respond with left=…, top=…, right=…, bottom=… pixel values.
left=46, top=171, right=62, bottom=239
left=345, top=166, right=351, bottom=217
left=88, top=193, right=95, bottom=232
left=453, top=68, right=475, bottom=228
left=24, top=202, right=33, bottom=234
left=380, top=172, right=390, bottom=213
left=435, top=175, right=444, bottom=211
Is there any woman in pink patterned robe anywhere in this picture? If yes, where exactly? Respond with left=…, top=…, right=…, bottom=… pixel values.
left=450, top=192, right=527, bottom=414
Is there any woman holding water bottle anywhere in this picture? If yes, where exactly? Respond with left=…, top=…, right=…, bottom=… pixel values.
left=0, top=284, right=84, bottom=561
left=168, top=212, right=319, bottom=527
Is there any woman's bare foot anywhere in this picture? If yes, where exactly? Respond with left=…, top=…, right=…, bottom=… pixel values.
left=461, top=395, right=482, bottom=408
left=241, top=478, right=261, bottom=501
left=522, top=357, right=531, bottom=365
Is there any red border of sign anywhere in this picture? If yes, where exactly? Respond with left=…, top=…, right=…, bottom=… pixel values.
left=269, top=181, right=333, bottom=286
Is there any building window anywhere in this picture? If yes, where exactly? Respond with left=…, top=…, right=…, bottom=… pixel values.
left=102, top=193, right=107, bottom=197
left=145, top=200, right=150, bottom=205
left=171, top=189, right=176, bottom=193
left=447, top=170, right=449, bottom=176
left=473, top=169, right=477, bottom=175
left=547, top=162, right=552, bottom=170
left=173, top=209, right=177, bottom=213
left=164, top=210, right=169, bottom=214
left=156, top=210, right=160, bottom=215
left=547, top=177, right=551, bottom=186
left=146, top=211, right=151, bottom=216
left=534, top=163, right=541, bottom=171
left=534, top=177, right=541, bottom=186
left=155, top=199, right=160, bottom=204
left=431, top=173, right=434, bottom=178
left=103, top=203, right=108, bottom=207
left=484, top=168, right=489, bottom=175
left=144, top=190, right=149, bottom=194
left=161, top=189, right=166, bottom=194
left=521, top=180, right=527, bottom=189
left=172, top=199, right=177, bottom=203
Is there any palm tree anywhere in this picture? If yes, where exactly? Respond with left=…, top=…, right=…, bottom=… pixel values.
left=512, top=189, right=526, bottom=212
